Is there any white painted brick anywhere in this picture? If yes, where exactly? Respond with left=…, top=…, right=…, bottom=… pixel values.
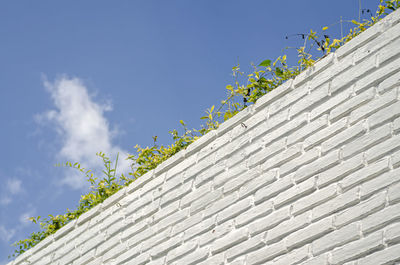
left=349, top=88, right=397, bottom=125
left=273, top=176, right=316, bottom=208
left=339, top=157, right=390, bottom=192
left=334, top=191, right=386, bottom=228
left=190, top=188, right=223, bottom=214
left=213, top=163, right=246, bottom=188
left=235, top=200, right=273, bottom=227
left=246, top=240, right=287, bottom=265
left=166, top=241, right=197, bottom=264
left=127, top=225, right=157, bottom=248
left=280, top=147, right=320, bottom=177
left=343, top=124, right=392, bottom=160
left=272, top=244, right=309, bottom=265
left=171, top=211, right=202, bottom=236
left=216, top=197, right=252, bottom=224
left=289, top=82, right=330, bottom=118
left=301, top=254, right=329, bottom=265
left=157, top=208, right=190, bottom=232
left=312, top=187, right=360, bottom=221
left=173, top=247, right=209, bottom=265
left=330, top=88, right=375, bottom=123
left=369, top=100, right=400, bottom=130
left=254, top=174, right=293, bottom=204
left=310, top=85, right=353, bottom=121
left=248, top=206, right=290, bottom=236
left=378, top=69, right=400, bottom=94
left=267, top=82, right=307, bottom=117
left=160, top=179, right=193, bottom=207
left=95, top=234, right=119, bottom=256
left=304, top=117, right=348, bottom=150
left=356, top=243, right=400, bottom=265
left=102, top=242, right=128, bottom=263
left=121, top=219, right=148, bottom=241
left=266, top=211, right=311, bottom=244
left=365, top=134, right=400, bottom=163
left=125, top=252, right=150, bottom=265
left=294, top=149, right=340, bottom=183
left=317, top=153, right=364, bottom=188
left=223, top=167, right=260, bottom=195
left=141, top=227, right=172, bottom=253
left=321, top=120, right=367, bottom=154
left=184, top=216, right=216, bottom=241
left=149, top=235, right=182, bottom=258
left=203, top=193, right=237, bottom=220
left=329, top=230, right=384, bottom=265
left=312, top=222, right=360, bottom=255
left=153, top=200, right=178, bottom=223
left=194, top=160, right=226, bottom=187
left=286, top=216, right=334, bottom=249
left=394, top=116, right=400, bottom=134
left=388, top=181, right=400, bottom=204
left=238, top=169, right=277, bottom=199
left=360, top=167, right=400, bottom=199
left=287, top=114, right=329, bottom=147
left=114, top=244, right=141, bottom=264
left=292, top=184, right=337, bottom=216
left=180, top=181, right=212, bottom=208
left=211, top=228, right=248, bottom=254
left=386, top=222, right=400, bottom=244
left=197, top=253, right=224, bottom=265
left=248, top=137, right=286, bottom=168
left=261, top=143, right=303, bottom=172
left=199, top=220, right=234, bottom=247
left=226, top=233, right=264, bottom=261
left=362, top=201, right=400, bottom=234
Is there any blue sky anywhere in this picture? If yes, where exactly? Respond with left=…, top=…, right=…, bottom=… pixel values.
left=0, top=0, right=380, bottom=262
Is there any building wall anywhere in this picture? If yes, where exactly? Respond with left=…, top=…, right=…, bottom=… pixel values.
left=9, top=8, right=400, bottom=265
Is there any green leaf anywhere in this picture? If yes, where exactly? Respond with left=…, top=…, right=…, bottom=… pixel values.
left=258, top=59, right=271, bottom=67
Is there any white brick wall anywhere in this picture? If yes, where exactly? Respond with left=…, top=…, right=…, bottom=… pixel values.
left=9, top=9, right=400, bottom=265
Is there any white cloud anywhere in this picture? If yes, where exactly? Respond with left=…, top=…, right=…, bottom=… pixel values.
left=37, top=76, right=131, bottom=189
left=19, top=210, right=36, bottom=227
left=0, top=225, right=15, bottom=243
left=6, top=179, right=23, bottom=195
left=0, top=196, right=11, bottom=206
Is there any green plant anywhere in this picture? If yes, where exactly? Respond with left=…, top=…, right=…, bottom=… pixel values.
left=10, top=0, right=399, bottom=258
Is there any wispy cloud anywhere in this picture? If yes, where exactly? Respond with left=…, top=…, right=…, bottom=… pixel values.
left=0, top=225, right=16, bottom=243
left=36, top=76, right=131, bottom=189
left=19, top=209, right=36, bottom=227
left=6, top=179, right=22, bottom=195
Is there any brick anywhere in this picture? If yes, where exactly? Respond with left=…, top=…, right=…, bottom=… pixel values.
left=339, top=157, right=390, bottom=192
left=394, top=116, right=400, bottom=134
left=235, top=200, right=273, bottom=227
left=190, top=188, right=222, bottom=214
left=287, top=114, right=328, bottom=147
left=121, top=219, right=148, bottom=241
left=217, top=197, right=252, bottom=224
left=184, top=216, right=216, bottom=241
left=362, top=202, right=400, bottom=234
left=254, top=174, right=293, bottom=204
left=312, top=222, right=360, bottom=255
left=360, top=167, right=400, bottom=199
left=329, top=230, right=384, bottom=265
left=173, top=247, right=209, bottom=265
left=267, top=82, right=307, bottom=117
left=280, top=147, right=320, bottom=177
left=141, top=227, right=172, bottom=252
left=343, top=124, right=392, bottom=160
left=211, top=228, right=248, bottom=254
left=238, top=169, right=277, bottom=199
left=199, top=220, right=234, bottom=247
left=149, top=235, right=182, bottom=258
left=246, top=240, right=287, bottom=265
left=226, top=233, right=264, bottom=261
left=304, top=117, right=348, bottom=150
left=286, top=216, right=333, bottom=249
left=157, top=208, right=190, bottom=232
left=294, top=149, right=340, bottom=183
left=181, top=182, right=212, bottom=208
left=301, top=254, right=328, bottom=265
left=102, top=242, right=128, bottom=262
left=197, top=253, right=224, bottom=265
left=194, top=160, right=226, bottom=187
left=272, top=244, right=309, bottom=265
left=171, top=211, right=202, bottom=236
left=160, top=180, right=193, bottom=207
left=329, top=87, right=375, bottom=122
left=321, top=120, right=367, bottom=154
left=266, top=211, right=311, bottom=244
left=388, top=181, right=400, bottom=204
left=114, top=244, right=141, bottom=264
left=153, top=200, right=178, bottom=223
left=349, top=88, right=397, bottom=125
left=357, top=243, right=400, bottom=265
left=365, top=134, right=400, bottom=163
left=310, top=85, right=352, bottom=121
left=248, top=137, right=286, bottom=168
left=312, top=187, right=360, bottom=221
left=213, top=163, right=246, bottom=188
left=261, top=143, right=303, bottom=172
left=274, top=176, right=316, bottom=208
left=95, top=234, right=119, bottom=256
left=223, top=167, right=260, bottom=195
left=289, top=82, right=330, bottom=118
left=386, top=222, right=400, bottom=244
left=370, top=101, right=400, bottom=130
left=292, top=184, right=337, bottom=216
left=334, top=191, right=386, bottom=228
left=378, top=69, right=400, bottom=94
left=203, top=193, right=237, bottom=219
left=166, top=241, right=197, bottom=264
left=317, top=153, right=364, bottom=188
left=248, top=206, right=290, bottom=236
left=125, top=252, right=150, bottom=265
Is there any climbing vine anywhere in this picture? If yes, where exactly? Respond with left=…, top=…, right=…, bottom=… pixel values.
left=10, top=0, right=400, bottom=259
